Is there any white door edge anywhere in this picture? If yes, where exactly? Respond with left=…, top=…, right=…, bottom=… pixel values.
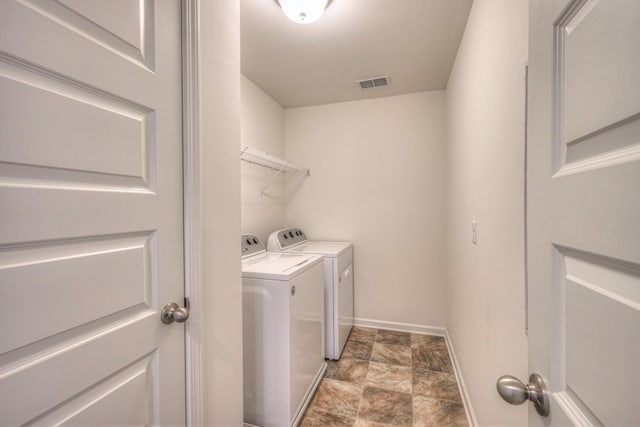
left=182, top=1, right=204, bottom=425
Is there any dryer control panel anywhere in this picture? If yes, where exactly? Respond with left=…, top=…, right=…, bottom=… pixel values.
left=241, top=234, right=265, bottom=257
left=274, top=228, right=307, bottom=250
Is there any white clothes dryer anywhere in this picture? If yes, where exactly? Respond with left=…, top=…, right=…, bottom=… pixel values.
left=268, top=228, right=354, bottom=360
left=241, top=234, right=326, bottom=427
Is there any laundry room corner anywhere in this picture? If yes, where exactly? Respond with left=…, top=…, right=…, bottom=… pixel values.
left=240, top=76, right=287, bottom=243
left=283, top=92, right=448, bottom=330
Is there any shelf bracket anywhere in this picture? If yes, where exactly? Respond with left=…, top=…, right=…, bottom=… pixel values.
left=260, top=161, right=288, bottom=196
left=240, top=145, right=310, bottom=195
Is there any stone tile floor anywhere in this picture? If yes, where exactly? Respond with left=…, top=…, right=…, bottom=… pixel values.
left=300, top=327, right=469, bottom=427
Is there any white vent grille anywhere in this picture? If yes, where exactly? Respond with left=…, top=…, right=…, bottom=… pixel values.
left=356, top=76, right=390, bottom=89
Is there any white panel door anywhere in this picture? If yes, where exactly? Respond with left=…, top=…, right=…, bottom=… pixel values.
left=0, top=0, right=186, bottom=425
left=528, top=0, right=640, bottom=425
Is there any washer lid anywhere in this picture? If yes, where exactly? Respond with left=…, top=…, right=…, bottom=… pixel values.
left=283, top=241, right=352, bottom=258
left=242, top=252, right=322, bottom=280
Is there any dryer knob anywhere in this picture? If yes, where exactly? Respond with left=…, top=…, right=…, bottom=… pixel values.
left=246, top=238, right=252, bottom=245
left=253, top=238, right=258, bottom=244
left=289, top=231, right=294, bottom=237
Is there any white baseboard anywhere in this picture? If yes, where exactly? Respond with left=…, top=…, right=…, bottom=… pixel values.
left=353, top=317, right=477, bottom=427
left=353, top=317, right=446, bottom=336
left=444, top=330, right=478, bottom=427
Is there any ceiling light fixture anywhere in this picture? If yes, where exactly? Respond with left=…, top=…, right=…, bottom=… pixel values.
left=277, top=0, right=330, bottom=24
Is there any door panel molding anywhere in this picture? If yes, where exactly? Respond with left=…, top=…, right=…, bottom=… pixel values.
left=553, top=0, right=640, bottom=176
left=26, top=353, right=158, bottom=426
left=18, top=0, right=156, bottom=70
left=553, top=390, right=601, bottom=427
left=0, top=231, right=155, bottom=354
left=0, top=314, right=159, bottom=426
left=0, top=51, right=155, bottom=191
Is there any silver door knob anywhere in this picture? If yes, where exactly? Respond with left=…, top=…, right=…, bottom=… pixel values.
left=496, top=373, right=550, bottom=417
left=161, top=302, right=190, bottom=324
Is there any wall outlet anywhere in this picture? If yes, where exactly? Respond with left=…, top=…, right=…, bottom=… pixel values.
left=472, top=220, right=477, bottom=244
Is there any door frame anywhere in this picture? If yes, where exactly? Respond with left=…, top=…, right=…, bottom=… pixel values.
left=182, top=0, right=204, bottom=425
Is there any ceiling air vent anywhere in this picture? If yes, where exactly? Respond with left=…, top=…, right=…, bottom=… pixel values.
left=356, top=76, right=390, bottom=89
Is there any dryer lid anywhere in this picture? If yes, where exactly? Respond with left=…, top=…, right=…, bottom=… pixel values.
left=283, top=241, right=352, bottom=257
left=242, top=252, right=322, bottom=280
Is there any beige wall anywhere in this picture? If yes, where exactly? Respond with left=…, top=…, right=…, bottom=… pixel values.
left=199, top=1, right=244, bottom=425
left=240, top=75, right=286, bottom=243
left=444, top=0, right=528, bottom=425
left=285, top=91, right=447, bottom=328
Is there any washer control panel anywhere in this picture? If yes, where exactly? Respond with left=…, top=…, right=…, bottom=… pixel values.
left=241, top=234, right=265, bottom=257
left=277, top=228, right=307, bottom=249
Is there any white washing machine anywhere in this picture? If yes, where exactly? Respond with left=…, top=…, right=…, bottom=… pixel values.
left=268, top=228, right=354, bottom=360
left=241, top=234, right=326, bottom=427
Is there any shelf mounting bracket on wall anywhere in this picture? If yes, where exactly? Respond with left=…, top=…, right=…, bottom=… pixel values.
left=240, top=145, right=310, bottom=195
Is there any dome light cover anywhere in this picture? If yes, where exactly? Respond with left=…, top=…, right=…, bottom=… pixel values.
left=278, top=0, right=329, bottom=24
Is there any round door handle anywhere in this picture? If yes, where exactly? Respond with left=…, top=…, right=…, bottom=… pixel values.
left=496, top=373, right=549, bottom=417
left=161, top=302, right=190, bottom=324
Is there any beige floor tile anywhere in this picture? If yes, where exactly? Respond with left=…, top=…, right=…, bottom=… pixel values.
left=371, top=343, right=412, bottom=367
left=354, top=419, right=408, bottom=427
left=301, top=329, right=469, bottom=426
left=413, top=395, right=468, bottom=427
left=354, top=420, right=386, bottom=427
left=376, top=329, right=411, bottom=347
left=364, top=361, right=412, bottom=394
left=413, top=369, right=462, bottom=402
left=410, top=334, right=448, bottom=351
left=342, top=339, right=374, bottom=360
left=307, top=379, right=363, bottom=419
left=300, top=409, right=355, bottom=427
left=325, top=358, right=370, bottom=385
left=357, top=386, right=412, bottom=426
left=411, top=348, right=453, bottom=373
left=349, top=326, right=378, bottom=343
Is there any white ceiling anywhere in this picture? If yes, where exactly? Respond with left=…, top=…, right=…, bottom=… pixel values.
left=241, top=0, right=473, bottom=108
